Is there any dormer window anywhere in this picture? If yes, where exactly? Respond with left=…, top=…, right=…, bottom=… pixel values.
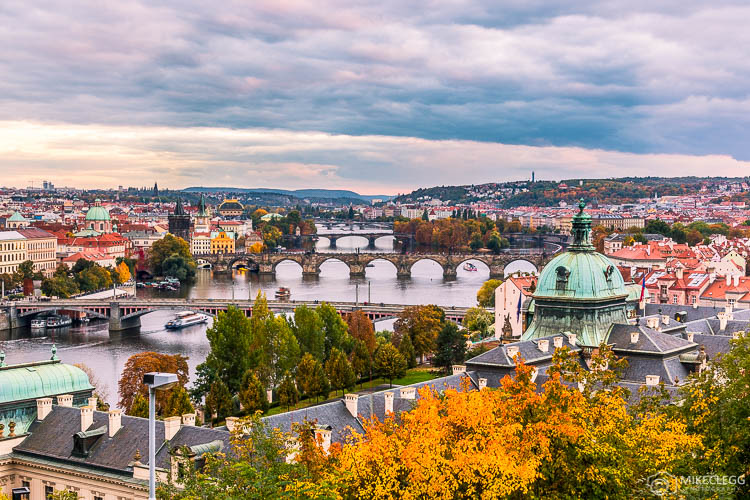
left=555, top=266, right=570, bottom=291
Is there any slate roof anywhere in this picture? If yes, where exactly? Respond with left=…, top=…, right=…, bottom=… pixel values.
left=645, top=304, right=728, bottom=322
left=466, top=334, right=580, bottom=369
left=608, top=324, right=697, bottom=354
left=15, top=406, right=230, bottom=474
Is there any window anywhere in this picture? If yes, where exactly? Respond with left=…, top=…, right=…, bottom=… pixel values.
left=45, top=485, right=54, bottom=498
left=691, top=295, right=697, bottom=305
left=94, top=496, right=104, bottom=500
left=672, top=295, right=678, bottom=304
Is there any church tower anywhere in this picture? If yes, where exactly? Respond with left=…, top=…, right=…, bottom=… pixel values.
left=194, top=194, right=211, bottom=233
left=168, top=197, right=192, bottom=242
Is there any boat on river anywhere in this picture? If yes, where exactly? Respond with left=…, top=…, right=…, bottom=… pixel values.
left=165, top=311, right=210, bottom=330
left=463, top=263, right=478, bottom=272
left=275, top=287, right=291, bottom=300
left=46, top=315, right=73, bottom=328
left=30, top=319, right=46, bottom=329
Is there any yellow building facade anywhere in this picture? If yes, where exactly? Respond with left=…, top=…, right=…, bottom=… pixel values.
left=210, top=231, right=235, bottom=254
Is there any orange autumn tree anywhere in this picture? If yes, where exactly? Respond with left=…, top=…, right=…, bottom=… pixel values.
left=118, top=352, right=190, bottom=415
left=329, top=345, right=699, bottom=499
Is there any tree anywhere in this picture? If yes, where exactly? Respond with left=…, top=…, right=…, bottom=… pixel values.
left=350, top=339, right=372, bottom=388
left=332, top=349, right=699, bottom=499
left=686, top=229, right=704, bottom=246
left=373, top=343, right=407, bottom=387
left=158, top=415, right=336, bottom=499
left=17, top=260, right=35, bottom=280
left=325, top=348, right=356, bottom=397
left=114, top=260, right=131, bottom=284
left=432, top=322, right=467, bottom=374
left=421, top=209, right=429, bottom=221
left=396, top=332, right=417, bottom=369
left=239, top=371, right=269, bottom=414
left=645, top=219, right=671, bottom=236
left=205, top=380, right=233, bottom=421
left=74, top=363, right=110, bottom=410
left=469, top=232, right=483, bottom=251
left=678, top=333, right=750, bottom=494
left=262, top=314, right=301, bottom=392
left=394, top=305, right=444, bottom=364
left=277, top=371, right=299, bottom=412
left=162, top=386, right=195, bottom=418
left=346, top=311, right=376, bottom=357
left=262, top=225, right=283, bottom=248
left=463, top=307, right=493, bottom=340
left=247, top=241, right=264, bottom=253
left=149, top=234, right=196, bottom=279
left=476, top=279, right=502, bottom=307
left=296, top=354, right=329, bottom=402
left=318, top=302, right=350, bottom=359
left=129, top=393, right=149, bottom=418
left=200, top=305, right=262, bottom=395
left=291, top=305, right=325, bottom=361
left=118, top=352, right=189, bottom=415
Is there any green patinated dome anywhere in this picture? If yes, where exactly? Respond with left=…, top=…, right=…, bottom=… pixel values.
left=0, top=360, right=94, bottom=404
left=85, top=199, right=110, bottom=221
left=522, top=199, right=629, bottom=347
left=534, top=251, right=627, bottom=301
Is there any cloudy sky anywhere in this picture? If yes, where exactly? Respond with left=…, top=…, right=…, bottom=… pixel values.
left=1, top=1, right=749, bottom=193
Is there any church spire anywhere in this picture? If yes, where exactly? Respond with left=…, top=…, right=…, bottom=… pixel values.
left=569, top=199, right=594, bottom=252
left=174, top=197, right=185, bottom=216
left=197, top=193, right=208, bottom=217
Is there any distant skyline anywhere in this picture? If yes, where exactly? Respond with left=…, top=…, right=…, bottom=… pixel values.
left=2, top=2, right=750, bottom=193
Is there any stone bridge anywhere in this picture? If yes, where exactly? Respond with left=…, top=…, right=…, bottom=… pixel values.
left=0, top=299, right=480, bottom=332
left=195, top=251, right=552, bottom=279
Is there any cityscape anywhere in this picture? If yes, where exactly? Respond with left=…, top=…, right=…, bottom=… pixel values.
left=1, top=2, right=749, bottom=500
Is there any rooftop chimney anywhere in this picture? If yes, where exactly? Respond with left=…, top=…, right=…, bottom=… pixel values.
left=88, top=397, right=98, bottom=410
left=313, top=426, right=332, bottom=454
left=400, top=387, right=416, bottom=400
left=36, top=398, right=52, bottom=420
left=686, top=332, right=695, bottom=342
left=164, top=416, right=181, bottom=440
left=108, top=409, right=122, bottom=437
left=344, top=394, right=359, bottom=418
left=57, top=394, right=73, bottom=407
left=645, top=375, right=660, bottom=386
left=537, top=339, right=549, bottom=353
left=630, top=331, right=640, bottom=344
left=719, top=313, right=728, bottom=331
left=566, top=333, right=577, bottom=345
left=225, top=417, right=238, bottom=433
left=661, top=315, right=670, bottom=326
left=451, top=365, right=466, bottom=375
left=384, top=392, right=394, bottom=414
left=646, top=317, right=659, bottom=330
left=479, top=378, right=487, bottom=390
left=506, top=345, right=519, bottom=359
left=80, top=406, right=93, bottom=432
left=675, top=268, right=684, bottom=279
left=726, top=275, right=731, bottom=286
left=181, top=413, right=196, bottom=427
left=553, top=336, right=564, bottom=349
left=734, top=275, right=740, bottom=287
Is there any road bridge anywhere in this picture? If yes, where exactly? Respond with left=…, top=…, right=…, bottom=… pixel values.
left=0, top=298, right=481, bottom=332
left=194, top=250, right=552, bottom=279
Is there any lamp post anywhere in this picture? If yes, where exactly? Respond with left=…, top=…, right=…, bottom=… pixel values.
left=143, top=372, right=178, bottom=500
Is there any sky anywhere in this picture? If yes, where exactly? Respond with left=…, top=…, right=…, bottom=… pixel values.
left=1, top=1, right=749, bottom=194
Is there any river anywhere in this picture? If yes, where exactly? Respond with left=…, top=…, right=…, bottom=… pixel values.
left=0, top=234, right=539, bottom=404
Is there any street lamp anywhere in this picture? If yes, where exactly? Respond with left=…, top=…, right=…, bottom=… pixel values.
left=143, top=372, right=179, bottom=500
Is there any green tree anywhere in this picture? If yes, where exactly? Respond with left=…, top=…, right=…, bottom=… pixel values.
left=277, top=371, right=299, bottom=412
left=463, top=307, right=493, bottom=340
left=128, top=393, right=149, bottom=418
left=469, top=232, right=483, bottom=251
left=295, top=354, right=329, bottom=402
left=318, top=302, right=350, bottom=358
left=205, top=380, right=233, bottom=421
left=17, top=260, right=35, bottom=280
left=161, top=253, right=195, bottom=281
left=477, top=279, right=502, bottom=307
left=433, top=322, right=467, bottom=374
left=291, top=305, right=325, bottom=361
left=678, top=333, right=750, bottom=493
left=394, top=305, right=445, bottom=364
left=396, top=332, right=417, bottom=369
left=350, top=339, right=372, bottom=387
left=200, top=306, right=262, bottom=395
left=645, top=219, right=671, bottom=236
left=162, top=386, right=194, bottom=418
left=239, top=370, right=268, bottom=414
left=261, top=225, right=283, bottom=248
left=421, top=209, right=429, bottom=221
left=324, top=347, right=356, bottom=397
left=262, top=314, right=300, bottom=391
left=374, top=343, right=407, bottom=388
left=149, top=234, right=196, bottom=279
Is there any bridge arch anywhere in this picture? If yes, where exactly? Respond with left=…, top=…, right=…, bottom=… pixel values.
left=409, top=257, right=447, bottom=278
left=228, top=255, right=258, bottom=270
left=19, top=306, right=109, bottom=320
left=502, top=258, right=542, bottom=277
left=272, top=257, right=304, bottom=273
left=362, top=256, right=399, bottom=277
left=195, top=258, right=212, bottom=269
left=454, top=257, right=491, bottom=276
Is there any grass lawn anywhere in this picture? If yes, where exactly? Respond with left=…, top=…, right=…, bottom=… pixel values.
left=264, top=368, right=441, bottom=416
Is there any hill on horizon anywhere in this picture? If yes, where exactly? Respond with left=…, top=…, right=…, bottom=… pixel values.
left=182, top=186, right=392, bottom=202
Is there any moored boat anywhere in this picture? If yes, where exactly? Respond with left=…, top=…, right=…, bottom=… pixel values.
left=46, top=315, right=73, bottom=328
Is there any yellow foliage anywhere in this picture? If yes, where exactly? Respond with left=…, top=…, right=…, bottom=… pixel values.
left=248, top=242, right=264, bottom=253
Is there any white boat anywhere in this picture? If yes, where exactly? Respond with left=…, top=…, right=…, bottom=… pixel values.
left=165, top=311, right=210, bottom=330
left=46, top=315, right=73, bottom=328
left=463, top=263, right=478, bottom=272
left=30, top=319, right=46, bottom=329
